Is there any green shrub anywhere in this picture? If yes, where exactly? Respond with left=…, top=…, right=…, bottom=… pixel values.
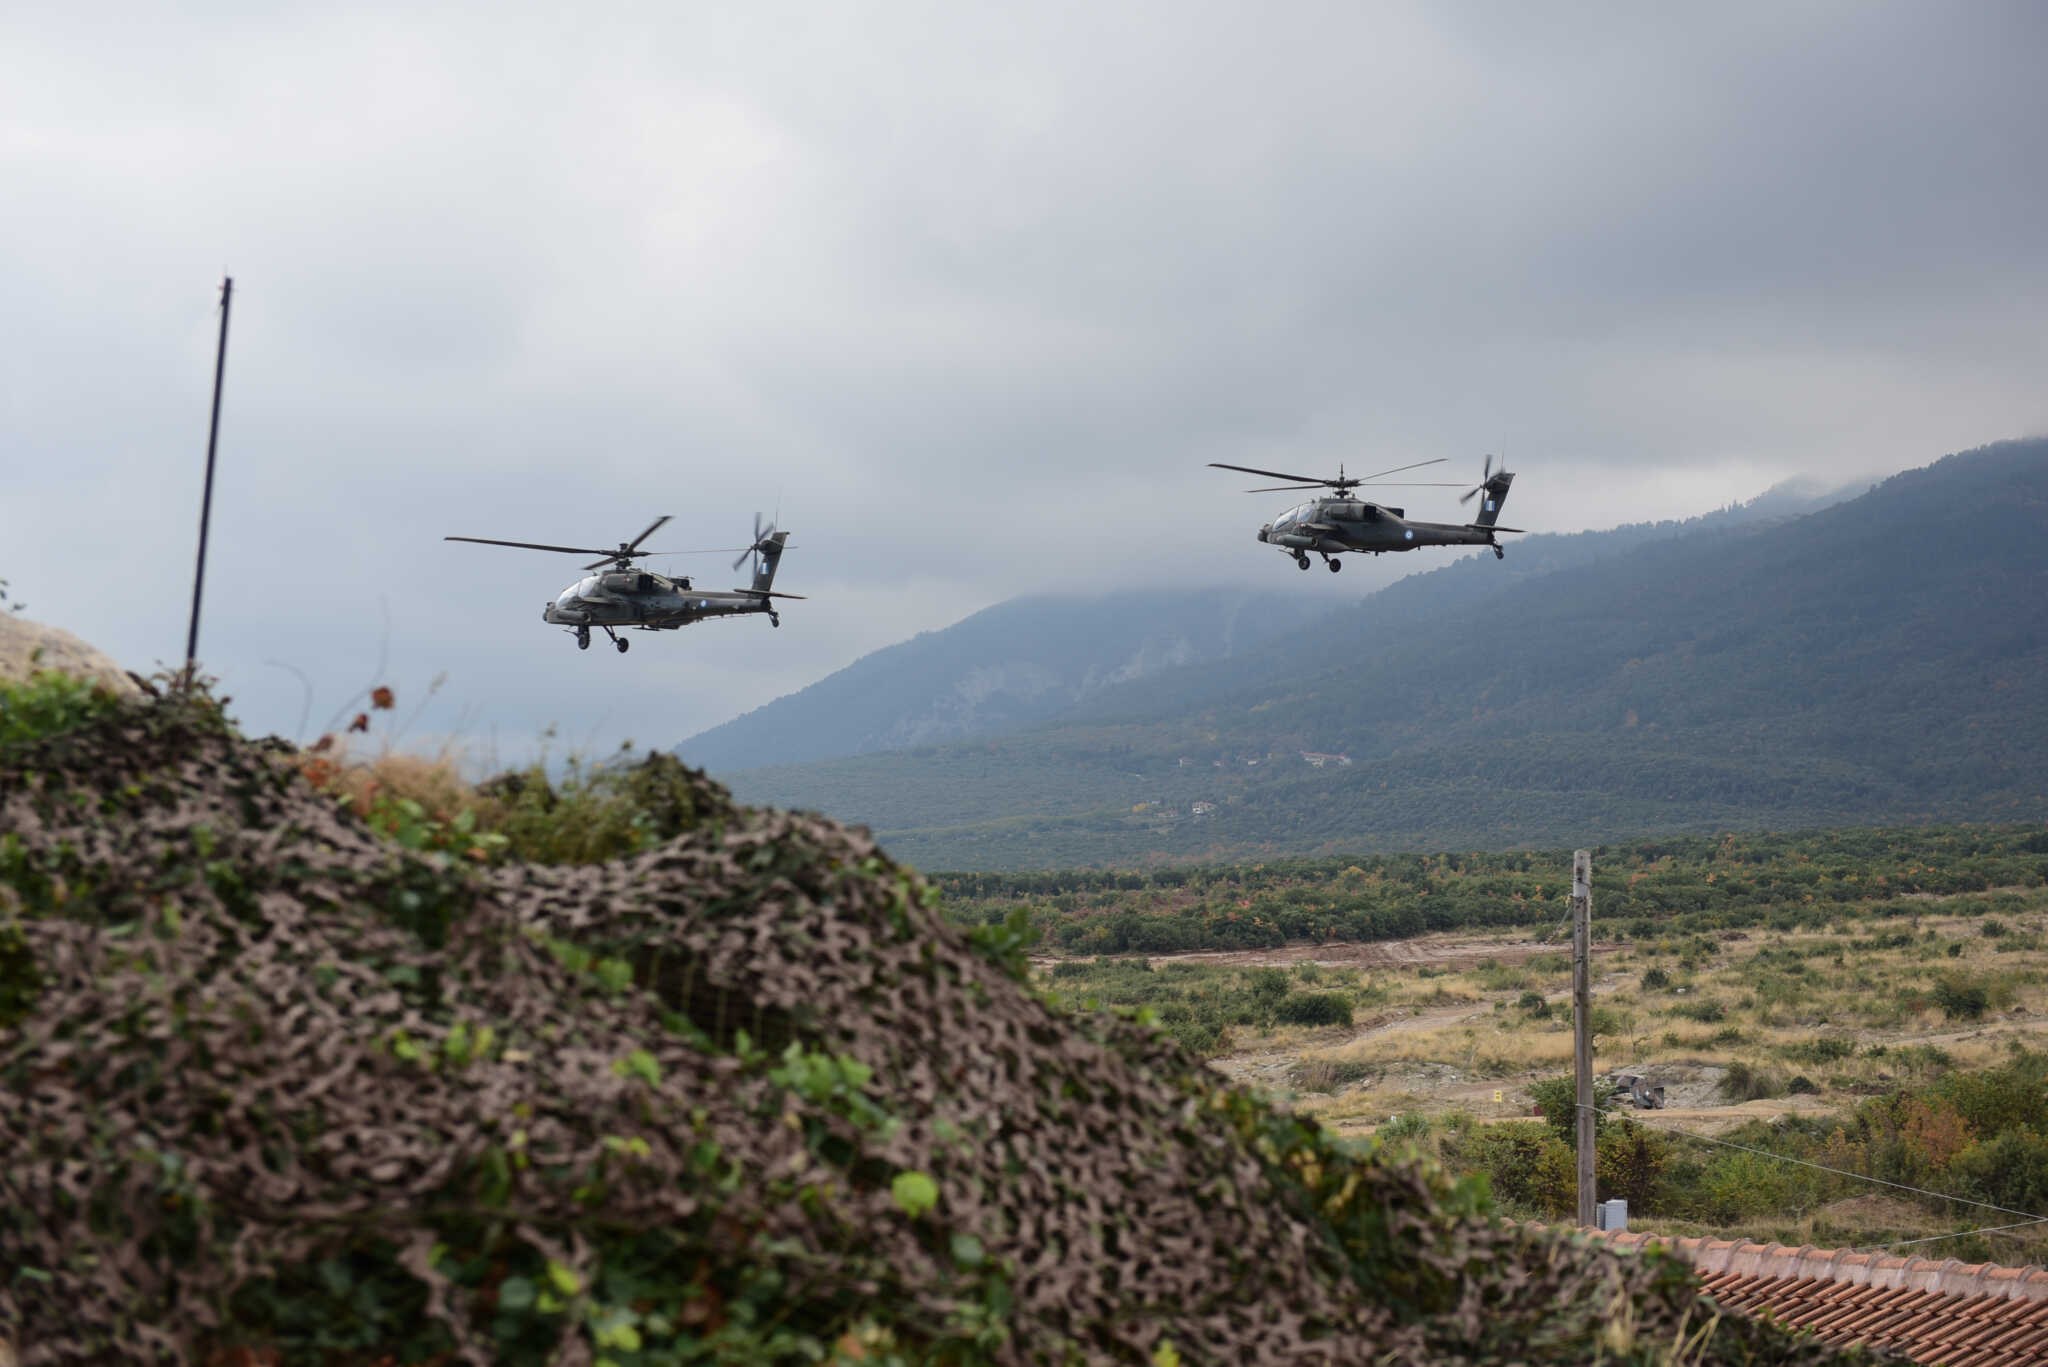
left=1249, top=967, right=1291, bottom=1007
left=1933, top=977, right=1989, bottom=1020
left=1379, top=1111, right=1432, bottom=1143
left=1454, top=1123, right=1574, bottom=1218
left=1274, top=991, right=1353, bottom=1027
left=1640, top=967, right=1670, bottom=991
left=1669, top=998, right=1725, bottom=1023
left=1527, top=1075, right=1616, bottom=1150
left=1781, top=1036, right=1856, bottom=1065
left=1948, top=1130, right=2048, bottom=1212
left=1595, top=1125, right=1674, bottom=1212
left=0, top=671, right=126, bottom=752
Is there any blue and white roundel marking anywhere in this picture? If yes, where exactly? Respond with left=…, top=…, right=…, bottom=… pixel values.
left=1404, top=529, right=1414, bottom=540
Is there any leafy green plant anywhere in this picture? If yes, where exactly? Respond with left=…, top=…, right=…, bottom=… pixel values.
left=0, top=670, right=125, bottom=752
left=358, top=792, right=511, bottom=863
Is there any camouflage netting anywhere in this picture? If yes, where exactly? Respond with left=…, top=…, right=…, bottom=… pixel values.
left=0, top=693, right=1875, bottom=1365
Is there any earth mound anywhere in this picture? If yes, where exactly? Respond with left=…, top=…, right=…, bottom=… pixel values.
left=0, top=614, right=141, bottom=695
left=0, top=691, right=1866, bottom=1364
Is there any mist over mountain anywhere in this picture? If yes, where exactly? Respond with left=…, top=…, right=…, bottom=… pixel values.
left=701, top=442, right=2044, bottom=870
left=675, top=588, right=1332, bottom=773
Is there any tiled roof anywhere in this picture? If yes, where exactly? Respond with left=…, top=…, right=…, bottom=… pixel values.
left=1578, top=1226, right=2048, bottom=1365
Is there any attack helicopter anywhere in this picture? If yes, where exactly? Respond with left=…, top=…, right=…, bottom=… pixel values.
left=445, top=514, right=802, bottom=652
left=1209, top=455, right=1521, bottom=571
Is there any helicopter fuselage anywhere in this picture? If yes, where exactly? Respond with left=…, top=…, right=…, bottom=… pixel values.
left=1257, top=499, right=1503, bottom=556
left=541, top=570, right=778, bottom=632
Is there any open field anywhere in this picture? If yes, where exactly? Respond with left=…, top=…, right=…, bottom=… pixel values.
left=1031, top=877, right=2048, bottom=1264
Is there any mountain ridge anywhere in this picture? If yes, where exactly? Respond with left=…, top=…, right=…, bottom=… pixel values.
left=681, top=476, right=1855, bottom=774
left=675, top=586, right=1334, bottom=772
left=711, top=440, right=2047, bottom=869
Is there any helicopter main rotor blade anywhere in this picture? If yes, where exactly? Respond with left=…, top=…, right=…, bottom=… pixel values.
left=626, top=515, right=673, bottom=552
left=446, top=536, right=616, bottom=556
left=1244, top=483, right=1332, bottom=493
left=1209, top=461, right=1331, bottom=485
left=1352, top=457, right=1449, bottom=483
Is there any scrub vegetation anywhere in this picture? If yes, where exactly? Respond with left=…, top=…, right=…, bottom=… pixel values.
left=1011, top=852, right=2048, bottom=1267
left=1, top=672, right=1879, bottom=1364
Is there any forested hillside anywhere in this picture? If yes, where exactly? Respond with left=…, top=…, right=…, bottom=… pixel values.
left=722, top=440, right=2048, bottom=870
left=676, top=587, right=1329, bottom=771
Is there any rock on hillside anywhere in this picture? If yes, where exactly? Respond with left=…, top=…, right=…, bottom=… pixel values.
left=0, top=613, right=140, bottom=695
left=0, top=693, right=1866, bottom=1364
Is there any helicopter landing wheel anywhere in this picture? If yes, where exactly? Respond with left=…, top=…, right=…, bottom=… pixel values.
left=1326, top=557, right=1342, bottom=573
left=1295, top=554, right=1310, bottom=571
left=769, top=612, right=781, bottom=628
left=616, top=637, right=630, bottom=653
left=576, top=628, right=590, bottom=650
left=1493, top=544, right=1504, bottom=560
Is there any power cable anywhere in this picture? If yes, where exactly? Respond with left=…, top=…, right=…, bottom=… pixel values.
left=1850, top=1217, right=2048, bottom=1254
left=1582, top=1101, right=2048, bottom=1225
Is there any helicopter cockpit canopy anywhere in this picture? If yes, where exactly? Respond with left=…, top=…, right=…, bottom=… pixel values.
left=1274, top=503, right=1313, bottom=529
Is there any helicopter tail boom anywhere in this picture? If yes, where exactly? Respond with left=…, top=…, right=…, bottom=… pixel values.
left=750, top=531, right=790, bottom=594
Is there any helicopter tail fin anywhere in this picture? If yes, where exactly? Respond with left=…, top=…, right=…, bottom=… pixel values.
left=751, top=531, right=789, bottom=593
left=1471, top=470, right=1515, bottom=528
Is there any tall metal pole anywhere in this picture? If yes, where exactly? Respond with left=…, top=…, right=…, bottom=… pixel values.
left=184, top=276, right=233, bottom=678
left=1572, top=847, right=1596, bottom=1227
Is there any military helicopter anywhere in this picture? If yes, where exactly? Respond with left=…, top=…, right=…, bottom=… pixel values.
left=445, top=514, right=802, bottom=652
left=1209, top=455, right=1522, bottom=571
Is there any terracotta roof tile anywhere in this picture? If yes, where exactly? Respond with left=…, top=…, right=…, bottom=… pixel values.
left=1527, top=1223, right=2048, bottom=1366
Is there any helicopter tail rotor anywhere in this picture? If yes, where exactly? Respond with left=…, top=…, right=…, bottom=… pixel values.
left=731, top=512, right=781, bottom=575
left=1459, top=454, right=1496, bottom=505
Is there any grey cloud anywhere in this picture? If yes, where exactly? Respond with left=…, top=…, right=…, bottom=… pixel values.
left=4, top=2, right=2044, bottom=762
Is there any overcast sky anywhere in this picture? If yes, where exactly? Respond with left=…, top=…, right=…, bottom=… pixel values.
left=5, top=1, right=2045, bottom=767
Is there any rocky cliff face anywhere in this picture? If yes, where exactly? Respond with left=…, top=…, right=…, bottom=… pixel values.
left=0, top=614, right=140, bottom=695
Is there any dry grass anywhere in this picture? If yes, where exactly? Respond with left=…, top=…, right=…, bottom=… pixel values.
left=303, top=743, right=477, bottom=821
left=1211, top=894, right=2048, bottom=1138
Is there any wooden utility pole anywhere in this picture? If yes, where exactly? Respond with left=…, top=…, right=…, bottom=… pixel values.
left=184, top=275, right=233, bottom=679
left=1572, top=847, right=1596, bottom=1227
